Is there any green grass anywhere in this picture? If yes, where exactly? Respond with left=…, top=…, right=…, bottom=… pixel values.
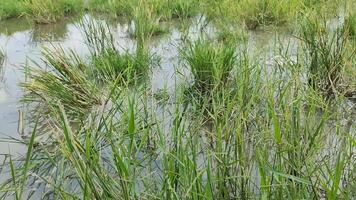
left=181, top=37, right=237, bottom=92
left=1, top=0, right=355, bottom=199
left=0, top=0, right=25, bottom=21
left=300, top=15, right=354, bottom=97
left=91, top=47, right=151, bottom=84
left=80, top=17, right=152, bottom=84
left=21, top=47, right=101, bottom=123
left=129, top=4, right=169, bottom=42
left=88, top=0, right=132, bottom=17
left=23, top=0, right=83, bottom=23
left=344, top=13, right=356, bottom=39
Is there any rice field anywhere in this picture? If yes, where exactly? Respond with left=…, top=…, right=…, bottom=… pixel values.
left=0, top=0, right=355, bottom=199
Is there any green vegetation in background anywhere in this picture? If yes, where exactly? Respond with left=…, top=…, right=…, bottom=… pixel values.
left=0, top=0, right=25, bottom=21
left=88, top=0, right=199, bottom=20
left=204, top=0, right=343, bottom=30
left=129, top=4, right=169, bottom=41
left=23, top=0, right=83, bottom=23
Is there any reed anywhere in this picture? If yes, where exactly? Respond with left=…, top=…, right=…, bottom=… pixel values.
left=0, top=0, right=25, bottom=21
left=129, top=4, right=168, bottom=42
left=21, top=47, right=101, bottom=123
left=300, top=16, right=353, bottom=97
left=181, top=37, right=237, bottom=92
left=23, top=0, right=83, bottom=23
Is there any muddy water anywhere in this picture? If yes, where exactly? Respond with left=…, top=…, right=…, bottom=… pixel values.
left=0, top=17, right=89, bottom=162
left=0, top=15, right=281, bottom=166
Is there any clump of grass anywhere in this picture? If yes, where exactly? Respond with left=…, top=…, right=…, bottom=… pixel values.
left=237, top=0, right=298, bottom=30
left=181, top=37, right=237, bottom=92
left=21, top=47, right=101, bottom=122
left=91, top=47, right=151, bottom=84
left=167, top=0, right=198, bottom=19
left=300, top=16, right=353, bottom=97
left=88, top=0, right=132, bottom=17
left=344, top=13, right=356, bottom=39
left=0, top=0, right=25, bottom=21
left=80, top=17, right=151, bottom=84
left=129, top=4, right=168, bottom=42
left=23, top=0, right=83, bottom=24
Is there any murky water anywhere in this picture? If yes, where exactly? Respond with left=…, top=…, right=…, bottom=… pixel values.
left=0, top=15, right=282, bottom=166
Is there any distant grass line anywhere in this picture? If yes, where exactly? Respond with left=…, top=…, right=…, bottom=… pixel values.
left=0, top=0, right=352, bottom=28
left=0, top=0, right=83, bottom=23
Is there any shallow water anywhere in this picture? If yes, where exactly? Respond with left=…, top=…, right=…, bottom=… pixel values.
left=0, top=14, right=286, bottom=168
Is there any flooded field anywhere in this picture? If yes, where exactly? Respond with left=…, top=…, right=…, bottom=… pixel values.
left=0, top=0, right=355, bottom=199
left=0, top=15, right=286, bottom=162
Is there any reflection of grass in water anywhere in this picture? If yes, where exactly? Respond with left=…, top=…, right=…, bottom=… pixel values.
left=30, top=19, right=71, bottom=42
left=0, top=48, right=5, bottom=81
left=0, top=18, right=32, bottom=36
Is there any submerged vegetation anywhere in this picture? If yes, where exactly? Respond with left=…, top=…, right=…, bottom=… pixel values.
left=0, top=0, right=355, bottom=199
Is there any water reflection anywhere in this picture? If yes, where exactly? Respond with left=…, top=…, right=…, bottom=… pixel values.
left=0, top=13, right=283, bottom=167
left=0, top=18, right=32, bottom=36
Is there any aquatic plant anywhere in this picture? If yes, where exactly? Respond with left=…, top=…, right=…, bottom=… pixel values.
left=167, top=0, right=198, bottom=19
left=88, top=0, right=132, bottom=17
left=2, top=59, right=354, bottom=199
left=300, top=16, right=353, bottom=97
left=79, top=17, right=151, bottom=84
left=344, top=13, right=356, bottom=39
left=21, top=47, right=101, bottom=122
left=23, top=0, right=83, bottom=23
left=0, top=1, right=355, bottom=200
left=91, top=47, right=151, bottom=84
left=181, top=37, right=237, bottom=92
left=129, top=4, right=168, bottom=42
left=0, top=0, right=25, bottom=21
left=236, top=0, right=299, bottom=29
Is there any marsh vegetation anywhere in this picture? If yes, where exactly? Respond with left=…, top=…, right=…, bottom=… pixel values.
left=0, top=0, right=355, bottom=199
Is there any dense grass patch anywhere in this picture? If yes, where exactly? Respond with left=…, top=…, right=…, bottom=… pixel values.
left=91, top=48, right=151, bottom=83
left=300, top=15, right=354, bottom=97
left=23, top=0, right=83, bottom=23
left=344, top=13, right=356, bottom=39
left=129, top=4, right=169, bottom=41
left=182, top=37, right=237, bottom=92
left=21, top=47, right=102, bottom=123
left=0, top=0, right=25, bottom=20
